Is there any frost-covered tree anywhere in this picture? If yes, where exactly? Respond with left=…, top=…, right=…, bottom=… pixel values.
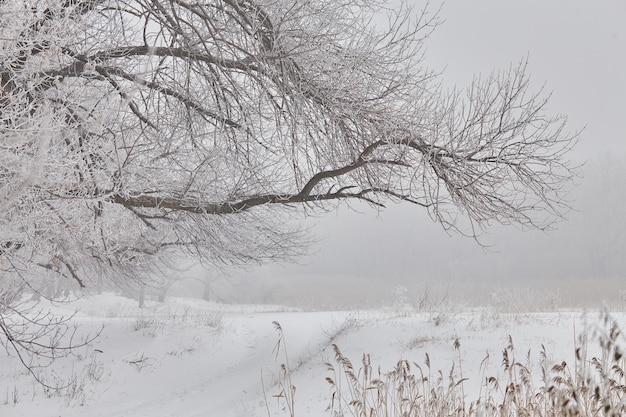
left=1, top=1, right=577, bottom=292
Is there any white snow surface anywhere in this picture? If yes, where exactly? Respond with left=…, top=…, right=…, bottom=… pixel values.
left=1, top=294, right=622, bottom=416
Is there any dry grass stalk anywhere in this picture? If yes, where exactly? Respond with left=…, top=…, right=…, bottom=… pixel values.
left=318, top=315, right=626, bottom=417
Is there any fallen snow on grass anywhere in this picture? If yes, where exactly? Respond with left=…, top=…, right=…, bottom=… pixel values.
left=0, top=293, right=622, bottom=416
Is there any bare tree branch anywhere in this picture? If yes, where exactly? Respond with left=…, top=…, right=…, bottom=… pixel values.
left=0, top=0, right=578, bottom=376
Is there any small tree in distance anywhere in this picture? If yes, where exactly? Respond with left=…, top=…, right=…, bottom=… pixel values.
left=0, top=0, right=577, bottom=369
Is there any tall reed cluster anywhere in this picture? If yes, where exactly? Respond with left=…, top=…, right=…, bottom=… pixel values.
left=321, top=317, right=626, bottom=417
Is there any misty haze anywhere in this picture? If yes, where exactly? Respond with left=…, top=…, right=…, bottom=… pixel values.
left=0, top=1, right=624, bottom=416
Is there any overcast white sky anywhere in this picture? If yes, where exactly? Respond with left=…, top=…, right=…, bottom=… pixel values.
left=219, top=1, right=626, bottom=308
left=425, top=1, right=626, bottom=160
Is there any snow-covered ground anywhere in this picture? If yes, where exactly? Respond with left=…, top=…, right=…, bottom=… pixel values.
left=1, top=293, right=623, bottom=416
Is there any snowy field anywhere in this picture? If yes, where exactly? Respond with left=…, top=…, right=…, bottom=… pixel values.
left=1, top=294, right=625, bottom=416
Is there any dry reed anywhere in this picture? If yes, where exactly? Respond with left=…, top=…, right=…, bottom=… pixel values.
left=317, top=314, right=626, bottom=417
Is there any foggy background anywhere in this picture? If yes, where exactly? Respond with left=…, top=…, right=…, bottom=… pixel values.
left=171, top=1, right=626, bottom=309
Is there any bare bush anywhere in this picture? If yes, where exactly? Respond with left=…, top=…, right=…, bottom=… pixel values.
left=0, top=294, right=99, bottom=389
